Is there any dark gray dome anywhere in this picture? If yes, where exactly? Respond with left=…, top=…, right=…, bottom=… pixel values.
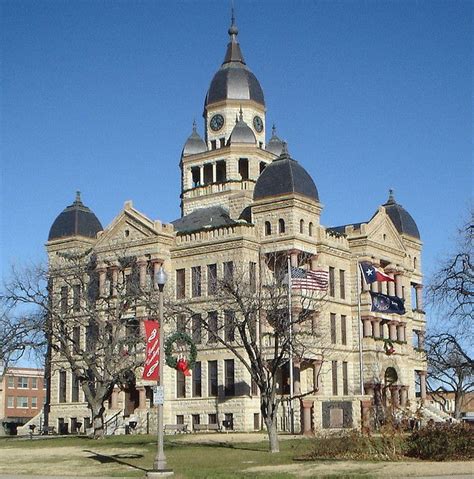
left=229, top=110, right=256, bottom=144
left=254, top=145, right=319, bottom=202
left=182, top=122, right=207, bottom=156
left=48, top=192, right=103, bottom=241
left=204, top=18, right=264, bottom=108
left=266, top=125, right=284, bottom=156
left=381, top=190, right=420, bottom=239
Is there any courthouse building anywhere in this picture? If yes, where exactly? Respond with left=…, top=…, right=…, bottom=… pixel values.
left=44, top=17, right=427, bottom=434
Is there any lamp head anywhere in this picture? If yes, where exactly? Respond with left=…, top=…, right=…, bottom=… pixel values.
left=155, top=266, right=168, bottom=292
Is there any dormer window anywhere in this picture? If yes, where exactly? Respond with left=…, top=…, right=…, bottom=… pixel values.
left=265, top=221, right=271, bottom=236
left=300, top=219, right=304, bottom=234
left=309, top=222, right=313, bottom=236
left=278, top=219, right=285, bottom=234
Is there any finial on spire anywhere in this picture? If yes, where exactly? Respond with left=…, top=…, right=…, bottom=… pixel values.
left=75, top=191, right=82, bottom=203
left=280, top=141, right=289, bottom=158
left=272, top=124, right=276, bottom=136
left=228, top=3, right=238, bottom=38
left=388, top=188, right=395, bottom=204
left=239, top=105, right=244, bottom=121
left=192, top=119, right=197, bottom=132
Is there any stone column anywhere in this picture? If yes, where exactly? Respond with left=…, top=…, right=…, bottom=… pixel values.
left=395, top=274, right=403, bottom=298
left=289, top=250, right=299, bottom=268
left=302, top=400, right=313, bottom=435
left=364, top=383, right=375, bottom=398
left=362, top=318, right=372, bottom=337
left=390, top=385, right=400, bottom=408
left=389, top=321, right=398, bottom=341
left=415, top=285, right=423, bottom=310
left=293, top=360, right=301, bottom=395
left=110, top=389, right=119, bottom=409
left=361, top=399, right=372, bottom=433
left=199, top=165, right=204, bottom=186
left=370, top=281, right=377, bottom=292
left=110, top=264, right=119, bottom=297
left=397, top=323, right=406, bottom=342
left=371, top=318, right=381, bottom=338
left=212, top=163, right=217, bottom=183
left=313, top=360, right=322, bottom=394
left=138, top=387, right=147, bottom=409
left=310, top=255, right=319, bottom=271
left=419, top=371, right=427, bottom=403
left=388, top=278, right=395, bottom=296
left=418, top=330, right=425, bottom=350
left=400, top=386, right=409, bottom=407
left=137, top=257, right=148, bottom=290
left=97, top=263, right=107, bottom=297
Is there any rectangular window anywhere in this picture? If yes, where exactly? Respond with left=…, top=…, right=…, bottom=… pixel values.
left=208, top=360, right=218, bottom=397
left=238, top=158, right=249, bottom=180
left=254, top=413, right=260, bottom=430
left=224, top=413, right=234, bottom=430
left=192, top=362, right=202, bottom=398
left=330, top=313, right=337, bottom=344
left=249, top=261, right=257, bottom=293
left=71, top=372, right=80, bottom=402
left=342, top=361, right=349, bottom=395
left=341, top=315, right=347, bottom=346
left=339, top=270, right=345, bottom=299
left=216, top=160, right=226, bottom=182
left=177, top=314, right=187, bottom=333
left=59, top=371, right=67, bottom=403
left=73, top=284, right=81, bottom=312
left=219, top=137, right=226, bottom=148
left=192, top=414, right=201, bottom=429
left=7, top=376, right=14, bottom=388
left=225, top=359, right=235, bottom=396
left=17, top=377, right=28, bottom=388
left=210, top=139, right=217, bottom=150
left=224, top=310, right=235, bottom=342
left=208, top=413, right=217, bottom=425
left=176, top=269, right=186, bottom=299
left=191, top=266, right=202, bottom=297
left=191, top=166, right=200, bottom=187
left=332, top=360, right=338, bottom=396
left=177, top=371, right=186, bottom=398
left=192, top=314, right=202, bottom=344
left=86, top=322, right=98, bottom=352
left=7, top=396, right=14, bottom=408
left=329, top=267, right=335, bottom=297
left=204, top=163, right=213, bottom=184
left=31, top=377, right=38, bottom=389
left=208, top=311, right=218, bottom=344
left=176, top=415, right=184, bottom=425
left=31, top=397, right=38, bottom=408
left=60, top=286, right=68, bottom=314
left=223, top=261, right=233, bottom=284
left=251, top=379, right=259, bottom=396
left=17, top=396, right=28, bottom=408
left=72, top=325, right=81, bottom=353
left=207, top=264, right=217, bottom=295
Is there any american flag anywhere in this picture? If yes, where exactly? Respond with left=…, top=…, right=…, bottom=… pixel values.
left=290, top=267, right=329, bottom=291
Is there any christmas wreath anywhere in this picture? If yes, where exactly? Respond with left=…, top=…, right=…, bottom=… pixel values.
left=164, top=332, right=197, bottom=376
left=383, top=339, right=396, bottom=356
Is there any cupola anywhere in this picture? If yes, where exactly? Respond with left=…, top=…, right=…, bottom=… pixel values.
left=379, top=190, right=420, bottom=239
left=182, top=121, right=207, bottom=156
left=265, top=125, right=284, bottom=156
left=228, top=109, right=256, bottom=145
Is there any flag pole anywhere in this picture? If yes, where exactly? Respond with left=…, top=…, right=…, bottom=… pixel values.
left=356, top=260, right=365, bottom=396
left=287, top=256, right=294, bottom=433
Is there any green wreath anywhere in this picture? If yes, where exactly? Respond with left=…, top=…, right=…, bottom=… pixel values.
left=164, top=332, right=197, bottom=371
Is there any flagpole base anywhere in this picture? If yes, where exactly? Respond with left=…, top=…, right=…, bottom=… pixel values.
left=146, top=470, right=174, bottom=478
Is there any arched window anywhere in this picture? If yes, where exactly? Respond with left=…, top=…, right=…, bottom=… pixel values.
left=278, top=219, right=285, bottom=234
left=265, top=221, right=271, bottom=236
left=299, top=219, right=304, bottom=234
left=309, top=222, right=313, bottom=236
left=413, top=257, right=417, bottom=269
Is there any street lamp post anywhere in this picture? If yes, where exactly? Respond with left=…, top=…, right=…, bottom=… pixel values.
left=147, top=266, right=173, bottom=477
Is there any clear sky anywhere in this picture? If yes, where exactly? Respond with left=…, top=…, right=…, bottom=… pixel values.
left=1, top=0, right=472, bottom=284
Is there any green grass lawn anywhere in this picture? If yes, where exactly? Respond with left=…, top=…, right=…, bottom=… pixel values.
left=0, top=434, right=322, bottom=478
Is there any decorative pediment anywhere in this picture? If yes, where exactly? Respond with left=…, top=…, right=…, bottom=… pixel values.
left=365, top=208, right=405, bottom=252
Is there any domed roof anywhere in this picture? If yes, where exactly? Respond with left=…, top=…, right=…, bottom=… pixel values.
left=380, top=190, right=420, bottom=239
left=182, top=121, right=207, bottom=156
left=266, top=125, right=284, bottom=156
left=204, top=16, right=264, bottom=108
left=254, top=144, right=319, bottom=202
left=48, top=192, right=103, bottom=241
left=228, top=109, right=256, bottom=145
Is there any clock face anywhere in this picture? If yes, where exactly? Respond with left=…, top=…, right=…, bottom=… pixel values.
left=210, top=114, right=224, bottom=132
left=253, top=116, right=264, bottom=133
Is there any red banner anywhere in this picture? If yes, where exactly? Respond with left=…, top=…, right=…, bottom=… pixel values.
left=142, top=320, right=160, bottom=380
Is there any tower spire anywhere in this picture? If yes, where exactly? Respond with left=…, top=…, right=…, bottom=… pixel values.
left=223, top=5, right=245, bottom=65
left=229, top=4, right=238, bottom=40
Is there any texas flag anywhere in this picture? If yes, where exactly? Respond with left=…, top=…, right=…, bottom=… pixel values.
left=359, top=261, right=394, bottom=284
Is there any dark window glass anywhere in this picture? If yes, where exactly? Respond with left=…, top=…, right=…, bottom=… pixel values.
left=208, top=413, right=217, bottom=425
left=342, top=361, right=349, bottom=395
left=176, top=415, right=184, bottom=425
left=204, top=163, right=213, bottom=184
left=249, top=262, right=257, bottom=293
left=341, top=315, right=347, bottom=345
left=191, top=266, right=201, bottom=297
left=299, top=219, right=304, bottom=234
left=309, top=222, right=313, bottom=236
left=216, top=160, right=226, bottom=182
left=192, top=362, right=202, bottom=397
left=224, top=413, right=234, bottom=430
left=177, top=314, right=187, bottom=333
left=71, top=372, right=80, bottom=402
left=259, top=161, right=266, bottom=173
left=73, top=285, right=81, bottom=312
left=278, top=219, right=285, bottom=234
left=191, top=166, right=200, bottom=187
left=224, top=310, right=235, bottom=342
left=225, top=359, right=235, bottom=396
left=60, top=286, right=68, bottom=314
left=72, top=326, right=81, bottom=353
left=329, top=267, right=335, bottom=297
left=59, top=371, right=67, bottom=403
left=239, top=158, right=249, bottom=180
left=330, top=313, right=337, bottom=344
left=208, top=311, right=218, bottom=343
left=339, top=270, right=345, bottom=299
left=192, top=314, right=202, bottom=344
left=223, top=261, right=233, bottom=283
left=219, top=137, right=226, bottom=148
left=207, top=264, right=217, bottom=295
left=265, top=221, right=271, bottom=236
left=208, top=360, right=218, bottom=397
left=251, top=379, right=259, bottom=396
left=176, top=269, right=185, bottom=299
left=177, top=371, right=186, bottom=398
left=332, top=361, right=338, bottom=396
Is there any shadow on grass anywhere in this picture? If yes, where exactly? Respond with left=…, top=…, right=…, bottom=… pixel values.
left=83, top=449, right=147, bottom=472
left=166, top=440, right=268, bottom=453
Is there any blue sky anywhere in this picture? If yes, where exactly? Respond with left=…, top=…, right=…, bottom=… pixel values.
left=1, top=0, right=472, bottom=284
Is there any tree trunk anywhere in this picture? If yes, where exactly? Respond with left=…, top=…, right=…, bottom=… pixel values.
left=91, top=403, right=105, bottom=438
left=262, top=395, right=280, bottom=453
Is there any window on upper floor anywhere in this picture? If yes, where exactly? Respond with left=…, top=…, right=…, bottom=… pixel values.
left=59, top=371, right=67, bottom=403
left=219, top=137, right=226, bottom=148
left=239, top=158, right=249, bottom=180
left=309, top=222, right=314, bottom=236
left=210, top=140, right=217, bottom=150
left=208, top=360, right=218, bottom=397
left=216, top=160, right=226, bottom=182
left=176, top=371, right=186, bottom=398
left=259, top=161, right=266, bottom=174
left=224, top=310, right=235, bottom=342
left=7, top=376, right=14, bottom=388
left=191, top=166, right=200, bottom=187
left=223, top=261, right=233, bottom=284
left=207, top=264, right=217, bottom=295
left=31, top=377, right=38, bottom=389
left=192, top=314, right=202, bottom=344
left=60, top=286, right=68, bottom=314
left=17, top=377, right=28, bottom=389
left=192, top=362, right=202, bottom=397
left=249, top=261, right=257, bottom=293
left=300, top=219, right=304, bottom=234
left=341, top=315, right=347, bottom=345
left=208, top=311, right=218, bottom=344
left=265, top=221, right=271, bottom=236
left=330, top=313, right=337, bottom=344
left=329, top=267, right=335, bottom=297
left=342, top=362, right=349, bottom=395
left=17, top=396, right=28, bottom=408
left=191, top=266, right=202, bottom=297
left=177, top=314, right=187, bottom=334
left=176, top=269, right=186, bottom=299
left=332, top=361, right=338, bottom=396
left=339, top=269, right=346, bottom=299
left=7, top=396, right=14, bottom=408
left=278, top=218, right=285, bottom=234
left=203, top=163, right=213, bottom=184
left=73, top=284, right=81, bottom=312
left=225, top=359, right=235, bottom=396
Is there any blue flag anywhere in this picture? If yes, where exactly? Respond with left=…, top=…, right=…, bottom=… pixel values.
left=370, top=292, right=405, bottom=315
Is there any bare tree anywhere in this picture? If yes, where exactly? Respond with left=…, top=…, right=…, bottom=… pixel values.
left=425, top=333, right=473, bottom=419
left=2, top=252, right=159, bottom=438
left=168, top=253, right=328, bottom=453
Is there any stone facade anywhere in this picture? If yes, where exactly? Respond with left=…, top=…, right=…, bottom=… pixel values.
left=45, top=17, right=427, bottom=436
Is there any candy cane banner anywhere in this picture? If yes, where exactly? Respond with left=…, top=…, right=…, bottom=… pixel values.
left=142, top=320, right=160, bottom=380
